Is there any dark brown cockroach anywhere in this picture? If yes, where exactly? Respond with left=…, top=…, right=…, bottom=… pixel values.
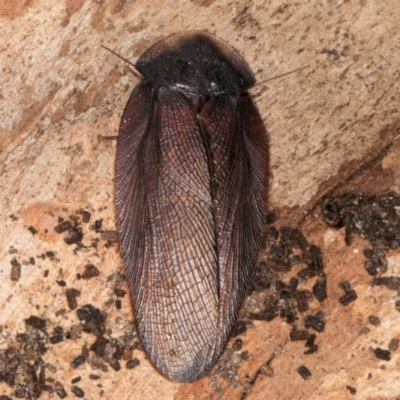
left=115, top=31, right=269, bottom=382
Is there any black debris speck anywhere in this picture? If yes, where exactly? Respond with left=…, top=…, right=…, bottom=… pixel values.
left=28, top=226, right=38, bottom=235
left=54, top=381, right=68, bottom=399
left=89, top=374, right=101, bottom=380
left=368, top=315, right=381, bottom=326
left=309, top=245, right=324, bottom=270
left=339, top=291, right=358, bottom=306
left=50, top=334, right=64, bottom=344
left=114, top=288, right=126, bottom=297
left=126, top=358, right=140, bottom=369
left=71, top=376, right=81, bottom=384
left=110, top=360, right=121, bottom=371
left=94, top=219, right=103, bottom=232
left=231, top=339, right=243, bottom=351
left=29, top=257, right=35, bottom=265
left=294, top=290, right=310, bottom=313
left=313, top=276, right=327, bottom=302
left=71, top=385, right=85, bottom=398
left=373, top=276, right=400, bottom=291
left=56, top=280, right=67, bottom=287
left=101, top=230, right=118, bottom=242
left=115, top=299, right=122, bottom=310
left=289, top=328, right=310, bottom=341
left=10, top=257, right=21, bottom=282
left=297, top=365, right=311, bottom=380
left=265, top=211, right=277, bottom=224
left=304, top=314, right=325, bottom=333
left=304, top=333, right=318, bottom=355
left=78, top=209, right=91, bottom=223
left=374, top=348, right=391, bottom=361
left=71, top=355, right=86, bottom=368
left=346, top=385, right=356, bottom=395
left=54, top=220, right=73, bottom=233
left=388, top=338, right=399, bottom=351
left=66, top=288, right=81, bottom=310
left=25, top=315, right=46, bottom=330
left=339, top=281, right=357, bottom=306
left=231, top=320, right=248, bottom=337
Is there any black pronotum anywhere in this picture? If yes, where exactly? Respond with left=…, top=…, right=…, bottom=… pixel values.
left=115, top=31, right=269, bottom=382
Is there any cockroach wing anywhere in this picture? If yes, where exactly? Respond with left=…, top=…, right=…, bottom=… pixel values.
left=116, top=82, right=219, bottom=382
left=199, top=93, right=269, bottom=348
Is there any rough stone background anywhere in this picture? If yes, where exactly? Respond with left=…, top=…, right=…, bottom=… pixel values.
left=1, top=0, right=400, bottom=399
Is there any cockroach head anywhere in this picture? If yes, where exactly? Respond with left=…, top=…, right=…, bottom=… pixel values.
left=136, top=31, right=255, bottom=96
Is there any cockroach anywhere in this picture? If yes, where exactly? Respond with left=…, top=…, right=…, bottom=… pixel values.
left=114, top=31, right=269, bottom=382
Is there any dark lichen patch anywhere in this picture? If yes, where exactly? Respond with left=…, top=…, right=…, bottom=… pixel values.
left=237, top=225, right=330, bottom=393
left=247, top=226, right=328, bottom=326
left=322, top=193, right=400, bottom=275
left=90, top=337, right=110, bottom=357
left=245, top=226, right=329, bottom=332
left=76, top=305, right=106, bottom=337
left=64, top=226, right=84, bottom=245
left=0, top=319, right=52, bottom=398
left=211, top=338, right=250, bottom=387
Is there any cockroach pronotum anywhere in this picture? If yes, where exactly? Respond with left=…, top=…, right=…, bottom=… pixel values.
left=114, top=31, right=269, bottom=382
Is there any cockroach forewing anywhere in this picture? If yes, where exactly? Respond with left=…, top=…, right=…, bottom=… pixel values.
left=116, top=81, right=153, bottom=292
left=199, top=93, right=269, bottom=328
left=117, top=83, right=223, bottom=382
